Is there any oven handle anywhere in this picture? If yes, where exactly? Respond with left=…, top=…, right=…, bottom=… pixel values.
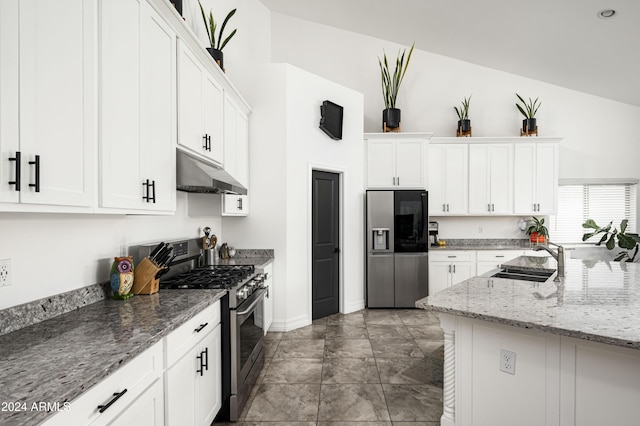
left=236, top=288, right=266, bottom=317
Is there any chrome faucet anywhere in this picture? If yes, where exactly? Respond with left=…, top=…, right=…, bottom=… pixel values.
left=532, top=242, right=565, bottom=281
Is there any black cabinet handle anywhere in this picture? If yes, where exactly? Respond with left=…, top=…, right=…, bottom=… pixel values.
left=8, top=151, right=20, bottom=191
left=28, top=155, right=40, bottom=192
left=194, top=322, right=208, bottom=333
left=202, top=134, right=211, bottom=151
left=202, top=134, right=208, bottom=150
left=97, top=389, right=127, bottom=413
left=196, top=351, right=204, bottom=376
left=207, top=135, right=211, bottom=151
left=142, top=179, right=156, bottom=203
left=237, top=197, right=242, bottom=210
left=203, top=347, right=209, bottom=371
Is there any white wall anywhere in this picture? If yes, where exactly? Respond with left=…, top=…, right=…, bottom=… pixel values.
left=269, top=13, right=640, bottom=237
left=181, top=0, right=271, bottom=65
left=222, top=63, right=365, bottom=330
left=0, top=192, right=222, bottom=309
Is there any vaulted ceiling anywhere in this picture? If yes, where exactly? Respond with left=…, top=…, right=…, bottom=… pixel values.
left=260, top=0, right=640, bottom=107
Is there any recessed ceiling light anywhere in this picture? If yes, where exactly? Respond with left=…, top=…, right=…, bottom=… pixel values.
left=598, top=9, right=616, bottom=18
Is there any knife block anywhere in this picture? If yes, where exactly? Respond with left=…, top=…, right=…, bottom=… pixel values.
left=132, top=257, right=162, bottom=295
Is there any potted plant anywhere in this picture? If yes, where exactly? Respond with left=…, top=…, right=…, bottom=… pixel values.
left=526, top=216, right=548, bottom=243
left=198, top=0, right=237, bottom=71
left=454, top=95, right=472, bottom=134
left=378, top=43, right=414, bottom=131
left=516, top=93, right=541, bottom=134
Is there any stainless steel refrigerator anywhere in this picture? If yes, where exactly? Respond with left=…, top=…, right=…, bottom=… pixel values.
left=366, top=190, right=429, bottom=308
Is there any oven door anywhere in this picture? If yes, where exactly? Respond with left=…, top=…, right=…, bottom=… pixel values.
left=230, top=288, right=266, bottom=394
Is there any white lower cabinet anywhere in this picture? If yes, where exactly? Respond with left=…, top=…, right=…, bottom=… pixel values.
left=222, top=194, right=249, bottom=216
left=263, top=262, right=273, bottom=335
left=165, top=302, right=221, bottom=426
left=429, top=251, right=476, bottom=295
left=42, top=341, right=164, bottom=426
left=475, top=250, right=524, bottom=275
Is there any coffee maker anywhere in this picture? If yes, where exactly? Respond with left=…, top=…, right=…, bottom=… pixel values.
left=428, top=221, right=439, bottom=246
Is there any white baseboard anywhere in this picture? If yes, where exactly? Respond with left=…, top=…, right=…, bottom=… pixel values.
left=268, top=314, right=310, bottom=332
left=344, top=298, right=365, bottom=314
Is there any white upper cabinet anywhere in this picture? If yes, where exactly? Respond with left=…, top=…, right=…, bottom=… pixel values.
left=365, top=133, right=432, bottom=189
left=224, top=94, right=250, bottom=188
left=0, top=0, right=96, bottom=209
left=428, top=144, right=469, bottom=215
left=514, top=143, right=559, bottom=215
left=99, top=0, right=176, bottom=212
left=178, top=42, right=224, bottom=166
left=468, top=144, right=513, bottom=215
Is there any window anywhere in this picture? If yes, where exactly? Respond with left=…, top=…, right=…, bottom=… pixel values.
left=549, top=181, right=637, bottom=243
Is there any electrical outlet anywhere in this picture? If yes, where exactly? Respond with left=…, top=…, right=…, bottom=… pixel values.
left=0, top=259, right=11, bottom=287
left=499, top=349, right=516, bottom=375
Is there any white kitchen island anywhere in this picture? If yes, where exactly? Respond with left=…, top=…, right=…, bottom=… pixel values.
left=417, top=255, right=640, bottom=426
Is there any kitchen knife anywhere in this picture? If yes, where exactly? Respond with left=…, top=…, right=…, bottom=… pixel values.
left=148, top=242, right=164, bottom=260
left=152, top=243, right=170, bottom=262
left=156, top=247, right=173, bottom=266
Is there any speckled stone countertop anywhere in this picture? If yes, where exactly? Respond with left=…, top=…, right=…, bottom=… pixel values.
left=429, top=238, right=532, bottom=251
left=215, top=256, right=273, bottom=269
left=0, top=289, right=225, bottom=426
left=417, top=255, right=640, bottom=350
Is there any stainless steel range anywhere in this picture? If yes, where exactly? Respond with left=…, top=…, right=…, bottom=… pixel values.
left=131, top=239, right=267, bottom=422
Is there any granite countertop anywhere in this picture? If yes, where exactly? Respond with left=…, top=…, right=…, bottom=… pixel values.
left=0, top=289, right=225, bottom=426
left=215, top=256, right=273, bottom=269
left=417, top=255, right=640, bottom=350
left=429, top=238, right=532, bottom=251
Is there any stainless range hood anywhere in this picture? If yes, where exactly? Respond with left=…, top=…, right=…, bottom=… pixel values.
left=176, top=148, right=247, bottom=195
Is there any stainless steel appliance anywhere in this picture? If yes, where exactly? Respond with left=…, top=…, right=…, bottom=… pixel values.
left=428, top=221, right=439, bottom=246
left=130, top=239, right=266, bottom=422
left=366, top=190, right=429, bottom=308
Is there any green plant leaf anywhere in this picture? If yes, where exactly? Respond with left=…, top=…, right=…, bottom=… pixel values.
left=516, top=103, right=528, bottom=118
left=598, top=232, right=609, bottom=245
left=606, top=235, right=616, bottom=250
left=199, top=0, right=213, bottom=48
left=216, top=8, right=237, bottom=50
left=614, top=252, right=627, bottom=262
left=620, top=219, right=628, bottom=233
left=582, top=232, right=596, bottom=241
left=618, top=233, right=637, bottom=250
left=582, top=219, right=599, bottom=229
left=209, top=11, right=217, bottom=49
left=218, top=28, right=236, bottom=51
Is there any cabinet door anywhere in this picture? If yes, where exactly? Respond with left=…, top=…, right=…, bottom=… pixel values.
left=222, top=194, right=248, bottom=216
left=427, top=144, right=446, bottom=214
left=166, top=346, right=197, bottom=426
left=236, top=110, right=249, bottom=188
left=489, top=144, right=513, bottom=214
left=395, top=139, right=424, bottom=188
left=451, top=261, right=475, bottom=286
left=197, top=324, right=222, bottom=426
left=202, top=74, right=224, bottom=165
left=99, top=0, right=142, bottom=209
left=534, top=144, right=558, bottom=214
left=108, top=379, right=164, bottom=426
left=19, top=0, right=96, bottom=207
left=429, top=262, right=451, bottom=295
left=513, top=144, right=536, bottom=215
left=367, top=139, right=396, bottom=188
left=263, top=276, right=273, bottom=334
left=224, top=96, right=238, bottom=179
left=443, top=144, right=468, bottom=214
left=139, top=4, right=176, bottom=211
left=0, top=0, right=20, bottom=203
left=468, top=145, right=491, bottom=215
left=178, top=45, right=204, bottom=156
left=476, top=261, right=501, bottom=276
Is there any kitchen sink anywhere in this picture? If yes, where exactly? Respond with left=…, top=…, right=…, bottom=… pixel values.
left=490, top=267, right=555, bottom=283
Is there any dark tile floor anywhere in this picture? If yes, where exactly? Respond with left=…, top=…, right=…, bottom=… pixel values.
left=217, top=308, right=444, bottom=426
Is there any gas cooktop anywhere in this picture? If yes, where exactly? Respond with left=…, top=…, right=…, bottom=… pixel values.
left=159, top=265, right=255, bottom=290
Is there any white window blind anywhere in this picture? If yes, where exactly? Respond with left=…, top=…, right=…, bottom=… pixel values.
left=549, top=183, right=637, bottom=243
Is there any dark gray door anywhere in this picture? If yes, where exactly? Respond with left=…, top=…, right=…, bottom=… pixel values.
left=312, top=170, right=340, bottom=320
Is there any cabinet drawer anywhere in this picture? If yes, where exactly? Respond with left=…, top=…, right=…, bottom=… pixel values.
left=165, top=301, right=220, bottom=367
left=430, top=250, right=476, bottom=262
left=44, top=341, right=163, bottom=426
left=476, top=250, right=522, bottom=262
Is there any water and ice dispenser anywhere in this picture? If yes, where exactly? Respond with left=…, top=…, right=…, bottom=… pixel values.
left=371, top=228, right=390, bottom=251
